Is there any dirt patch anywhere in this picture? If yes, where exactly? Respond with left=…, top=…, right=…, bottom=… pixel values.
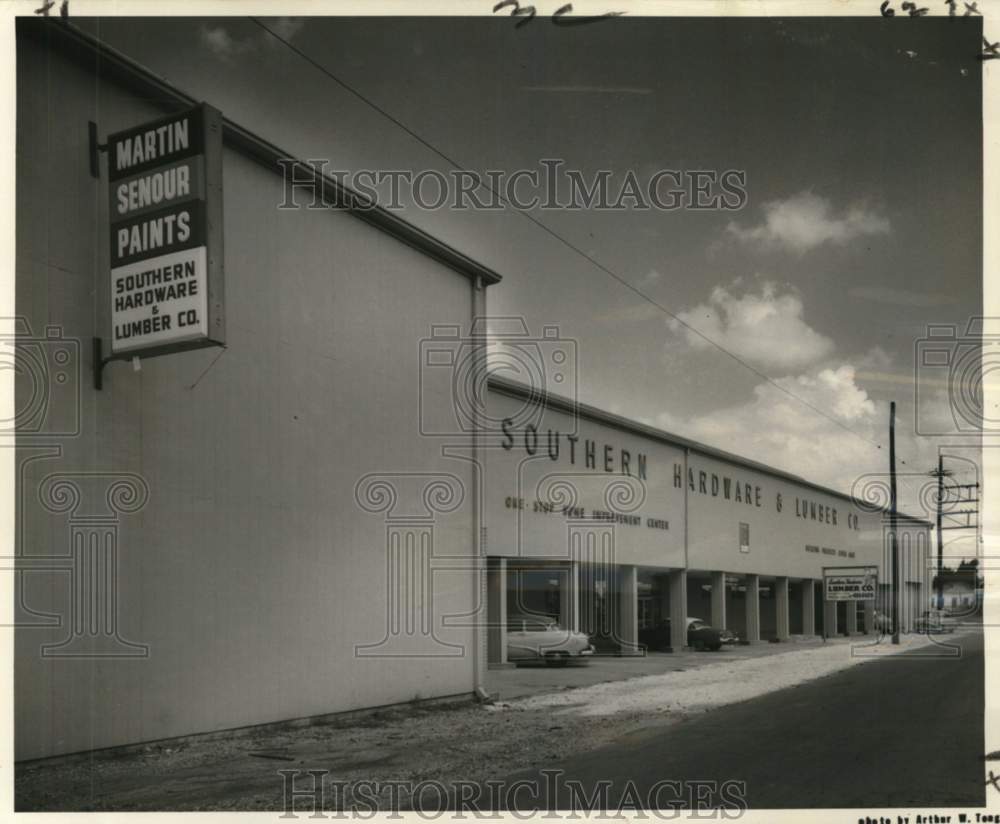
left=16, top=700, right=683, bottom=811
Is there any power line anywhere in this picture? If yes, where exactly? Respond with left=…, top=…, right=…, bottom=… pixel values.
left=250, top=17, right=896, bottom=457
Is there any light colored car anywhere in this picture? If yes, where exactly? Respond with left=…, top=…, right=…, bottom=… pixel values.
left=506, top=615, right=594, bottom=665
left=915, top=609, right=958, bottom=634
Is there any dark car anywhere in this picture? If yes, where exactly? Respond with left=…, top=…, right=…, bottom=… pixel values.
left=718, top=627, right=740, bottom=645
left=639, top=616, right=724, bottom=652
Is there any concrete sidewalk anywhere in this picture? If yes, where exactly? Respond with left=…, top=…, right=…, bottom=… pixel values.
left=503, top=629, right=974, bottom=719
left=488, top=634, right=831, bottom=700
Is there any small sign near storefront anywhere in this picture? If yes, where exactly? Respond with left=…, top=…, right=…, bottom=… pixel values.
left=823, top=566, right=877, bottom=601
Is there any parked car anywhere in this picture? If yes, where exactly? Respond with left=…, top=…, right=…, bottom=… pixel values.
left=915, top=609, right=958, bottom=634
left=719, top=627, right=740, bottom=645
left=506, top=615, right=595, bottom=664
left=639, top=616, right=724, bottom=652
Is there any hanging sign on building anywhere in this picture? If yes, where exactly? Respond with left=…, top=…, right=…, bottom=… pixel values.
left=823, top=566, right=877, bottom=601
left=107, top=103, right=225, bottom=356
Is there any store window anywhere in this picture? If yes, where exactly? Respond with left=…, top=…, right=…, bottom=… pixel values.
left=638, top=597, right=655, bottom=630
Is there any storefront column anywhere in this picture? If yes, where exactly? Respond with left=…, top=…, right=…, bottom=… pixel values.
left=845, top=600, right=859, bottom=635
left=560, top=560, right=580, bottom=633
left=668, top=569, right=688, bottom=652
left=710, top=570, right=727, bottom=630
left=862, top=600, right=875, bottom=635
left=775, top=576, right=790, bottom=641
left=618, top=565, right=640, bottom=655
left=823, top=599, right=838, bottom=638
left=487, top=557, right=508, bottom=666
left=744, top=574, right=761, bottom=644
left=801, top=579, right=816, bottom=636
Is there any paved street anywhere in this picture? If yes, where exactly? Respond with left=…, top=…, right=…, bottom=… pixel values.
left=506, top=630, right=985, bottom=809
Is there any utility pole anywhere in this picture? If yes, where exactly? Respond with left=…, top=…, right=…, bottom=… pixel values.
left=889, top=402, right=900, bottom=645
left=936, top=455, right=944, bottom=611
left=928, top=455, right=953, bottom=612
left=929, top=453, right=980, bottom=615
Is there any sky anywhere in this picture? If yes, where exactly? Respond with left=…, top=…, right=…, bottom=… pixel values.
left=74, top=14, right=984, bottom=560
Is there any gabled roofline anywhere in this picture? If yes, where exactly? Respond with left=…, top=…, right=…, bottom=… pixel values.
left=18, top=18, right=503, bottom=289
left=488, top=376, right=934, bottom=528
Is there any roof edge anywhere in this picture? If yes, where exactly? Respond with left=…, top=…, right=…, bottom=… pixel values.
left=18, top=18, right=503, bottom=288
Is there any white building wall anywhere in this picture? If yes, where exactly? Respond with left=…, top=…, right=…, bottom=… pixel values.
left=484, top=391, right=686, bottom=569
left=15, top=34, right=480, bottom=760
left=685, top=453, right=883, bottom=580
left=485, top=390, right=931, bottom=625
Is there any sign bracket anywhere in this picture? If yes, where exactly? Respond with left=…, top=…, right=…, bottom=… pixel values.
left=93, top=336, right=227, bottom=390
left=88, top=121, right=107, bottom=179
left=93, top=337, right=120, bottom=390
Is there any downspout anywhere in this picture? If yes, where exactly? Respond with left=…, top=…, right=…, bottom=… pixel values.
left=471, top=274, right=490, bottom=702
left=684, top=447, right=690, bottom=571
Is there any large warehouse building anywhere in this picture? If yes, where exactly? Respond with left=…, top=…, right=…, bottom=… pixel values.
left=14, top=20, right=929, bottom=762
left=483, top=378, right=930, bottom=663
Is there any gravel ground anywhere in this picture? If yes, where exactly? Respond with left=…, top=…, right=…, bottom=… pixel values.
left=15, top=633, right=942, bottom=812
left=511, top=632, right=944, bottom=717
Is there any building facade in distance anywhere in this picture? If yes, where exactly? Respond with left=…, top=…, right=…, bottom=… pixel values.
left=484, top=378, right=930, bottom=662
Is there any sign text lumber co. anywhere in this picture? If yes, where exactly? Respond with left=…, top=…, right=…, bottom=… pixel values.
left=107, top=103, right=225, bottom=357
left=823, top=567, right=877, bottom=602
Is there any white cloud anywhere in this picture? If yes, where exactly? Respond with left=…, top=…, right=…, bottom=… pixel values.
left=271, top=17, right=305, bottom=42
left=850, top=346, right=924, bottom=393
left=785, top=365, right=877, bottom=421
left=653, top=283, right=973, bottom=527
left=199, top=25, right=255, bottom=61
left=856, top=345, right=893, bottom=371
left=644, top=353, right=970, bottom=526
left=637, top=269, right=662, bottom=288
left=200, top=19, right=304, bottom=61
left=654, top=361, right=877, bottom=464
left=726, top=192, right=890, bottom=253
left=652, top=362, right=934, bottom=502
left=666, top=280, right=834, bottom=371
